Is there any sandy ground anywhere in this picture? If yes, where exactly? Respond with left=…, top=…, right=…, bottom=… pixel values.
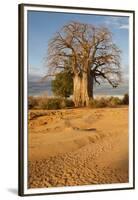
left=28, top=107, right=128, bottom=188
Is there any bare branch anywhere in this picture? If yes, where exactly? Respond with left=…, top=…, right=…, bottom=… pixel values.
left=94, top=76, right=101, bottom=85
left=45, top=21, right=121, bottom=89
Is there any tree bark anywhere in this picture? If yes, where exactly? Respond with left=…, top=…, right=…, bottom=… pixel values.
left=81, top=59, right=93, bottom=106
left=73, top=74, right=82, bottom=107
left=73, top=62, right=94, bottom=107
left=81, top=71, right=93, bottom=106
left=81, top=71, right=89, bottom=106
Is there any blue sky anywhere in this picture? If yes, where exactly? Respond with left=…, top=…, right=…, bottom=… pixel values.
left=28, top=10, right=129, bottom=81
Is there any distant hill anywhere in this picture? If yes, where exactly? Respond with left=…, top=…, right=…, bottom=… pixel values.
left=29, top=74, right=43, bottom=82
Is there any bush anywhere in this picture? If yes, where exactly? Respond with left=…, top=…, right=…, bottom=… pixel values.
left=122, top=93, right=129, bottom=105
left=89, top=98, right=108, bottom=108
left=40, top=98, right=61, bottom=110
left=52, top=69, right=73, bottom=98
left=36, top=97, right=48, bottom=109
left=28, top=94, right=128, bottom=110
left=108, top=96, right=122, bottom=107
left=88, top=99, right=97, bottom=108
left=28, top=96, right=38, bottom=109
left=41, top=98, right=74, bottom=110
left=28, top=96, right=75, bottom=110
left=89, top=96, right=123, bottom=108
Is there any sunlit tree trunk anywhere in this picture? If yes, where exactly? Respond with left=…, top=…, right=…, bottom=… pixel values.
left=81, top=61, right=93, bottom=106
left=73, top=74, right=82, bottom=107
left=81, top=72, right=90, bottom=106
left=73, top=61, right=94, bottom=107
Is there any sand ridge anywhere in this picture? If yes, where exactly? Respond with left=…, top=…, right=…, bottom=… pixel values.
left=28, top=107, right=128, bottom=188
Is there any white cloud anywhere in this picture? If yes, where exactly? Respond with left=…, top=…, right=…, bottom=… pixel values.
left=105, top=17, right=119, bottom=25
left=29, top=65, right=45, bottom=77
left=119, top=24, right=129, bottom=29
left=104, top=16, right=129, bottom=30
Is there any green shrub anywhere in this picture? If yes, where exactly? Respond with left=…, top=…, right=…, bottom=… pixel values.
left=97, top=98, right=108, bottom=108
left=52, top=69, right=73, bottom=98
left=28, top=96, right=75, bottom=110
left=41, top=98, right=61, bottom=110
left=108, top=96, right=122, bottom=107
left=49, top=98, right=74, bottom=109
left=89, top=96, right=123, bottom=108
left=89, top=98, right=108, bottom=108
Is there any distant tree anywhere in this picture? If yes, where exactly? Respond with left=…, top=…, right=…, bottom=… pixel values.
left=52, top=64, right=73, bottom=98
left=122, top=93, right=129, bottom=105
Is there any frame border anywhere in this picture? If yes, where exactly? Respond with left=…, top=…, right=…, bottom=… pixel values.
left=18, top=3, right=135, bottom=196
left=18, top=4, right=24, bottom=196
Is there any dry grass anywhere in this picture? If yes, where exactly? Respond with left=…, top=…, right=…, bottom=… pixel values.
left=28, top=94, right=128, bottom=110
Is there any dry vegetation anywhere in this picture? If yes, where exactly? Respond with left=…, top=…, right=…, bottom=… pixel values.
left=28, top=94, right=128, bottom=110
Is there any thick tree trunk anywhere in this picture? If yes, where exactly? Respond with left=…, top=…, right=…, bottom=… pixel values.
left=81, top=72, right=89, bottom=106
left=81, top=59, right=94, bottom=106
left=73, top=74, right=82, bottom=107
left=81, top=71, right=93, bottom=106
left=73, top=61, right=94, bottom=107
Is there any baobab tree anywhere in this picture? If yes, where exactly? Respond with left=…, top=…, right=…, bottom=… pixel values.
left=46, top=21, right=121, bottom=106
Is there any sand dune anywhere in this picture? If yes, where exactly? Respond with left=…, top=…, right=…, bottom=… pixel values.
left=28, top=107, right=128, bottom=188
